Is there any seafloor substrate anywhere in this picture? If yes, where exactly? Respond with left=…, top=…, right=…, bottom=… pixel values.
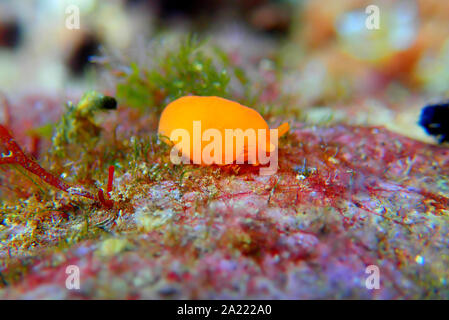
left=1, top=120, right=448, bottom=299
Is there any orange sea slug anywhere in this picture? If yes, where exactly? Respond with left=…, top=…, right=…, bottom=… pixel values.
left=158, top=96, right=289, bottom=166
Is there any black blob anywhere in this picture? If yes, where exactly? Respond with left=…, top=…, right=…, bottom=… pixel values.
left=0, top=20, right=22, bottom=49
left=158, top=0, right=215, bottom=18
left=100, top=96, right=117, bottom=110
left=67, top=34, right=100, bottom=76
left=419, top=102, right=449, bottom=143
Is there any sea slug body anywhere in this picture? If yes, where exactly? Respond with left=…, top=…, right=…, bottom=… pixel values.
left=158, top=96, right=289, bottom=165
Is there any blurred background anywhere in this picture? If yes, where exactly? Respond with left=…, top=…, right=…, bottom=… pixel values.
left=1, top=0, right=449, bottom=142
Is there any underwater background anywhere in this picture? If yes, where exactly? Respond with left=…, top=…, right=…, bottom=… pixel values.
left=0, top=0, right=448, bottom=299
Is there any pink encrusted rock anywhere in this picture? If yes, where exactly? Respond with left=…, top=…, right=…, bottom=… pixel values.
left=1, top=123, right=449, bottom=299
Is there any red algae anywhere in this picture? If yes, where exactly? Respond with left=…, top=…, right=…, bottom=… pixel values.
left=0, top=124, right=119, bottom=208
left=0, top=124, right=85, bottom=196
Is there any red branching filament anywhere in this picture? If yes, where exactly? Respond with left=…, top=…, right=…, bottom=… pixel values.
left=107, top=165, right=115, bottom=196
left=0, top=124, right=85, bottom=196
left=0, top=124, right=114, bottom=208
left=98, top=165, right=115, bottom=209
left=97, top=189, right=114, bottom=209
